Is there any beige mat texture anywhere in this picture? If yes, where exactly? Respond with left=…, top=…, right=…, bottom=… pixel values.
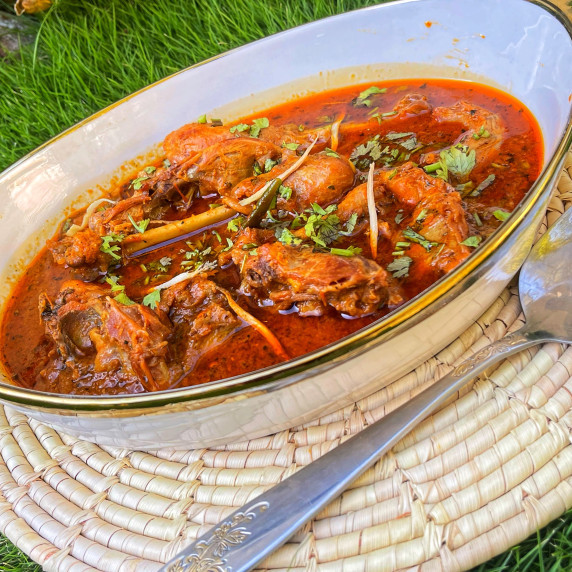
left=0, top=153, right=571, bottom=571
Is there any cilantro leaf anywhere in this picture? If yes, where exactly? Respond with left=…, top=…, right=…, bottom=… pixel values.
left=355, top=86, right=387, bottom=107
left=469, top=174, right=496, bottom=197
left=230, top=123, right=250, bottom=134
left=387, top=256, right=412, bottom=278
left=385, top=132, right=415, bottom=140
left=461, top=236, right=482, bottom=247
left=142, top=290, right=161, bottom=310
left=282, top=142, right=300, bottom=151
left=197, top=114, right=207, bottom=124
left=250, top=117, right=269, bottom=138
left=278, top=185, right=292, bottom=200
left=128, top=215, right=150, bottom=234
left=493, top=209, right=510, bottom=222
left=276, top=228, right=302, bottom=246
left=439, top=145, right=476, bottom=178
left=100, top=233, right=124, bottom=260
left=402, top=227, right=437, bottom=251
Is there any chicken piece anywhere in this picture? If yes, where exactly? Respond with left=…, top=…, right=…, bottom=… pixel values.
left=185, top=137, right=284, bottom=196
left=163, top=122, right=233, bottom=165
left=158, top=277, right=242, bottom=376
left=237, top=242, right=394, bottom=317
left=423, top=101, right=505, bottom=174
left=337, top=163, right=470, bottom=275
left=228, top=152, right=355, bottom=212
left=49, top=228, right=103, bottom=269
left=377, top=163, right=471, bottom=273
left=38, top=281, right=179, bottom=393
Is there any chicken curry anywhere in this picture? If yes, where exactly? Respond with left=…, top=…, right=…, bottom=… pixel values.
left=0, top=80, right=543, bottom=395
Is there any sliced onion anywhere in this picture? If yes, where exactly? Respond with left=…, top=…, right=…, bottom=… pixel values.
left=367, top=162, right=378, bottom=260
left=330, top=114, right=344, bottom=152
left=66, top=198, right=116, bottom=237
left=239, top=135, right=318, bottom=207
left=152, top=262, right=216, bottom=291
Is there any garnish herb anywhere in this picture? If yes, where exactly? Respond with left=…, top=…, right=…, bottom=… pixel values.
left=282, top=142, right=300, bottom=151
left=278, top=185, right=292, bottom=200
left=387, top=256, right=412, bottom=278
left=461, top=236, right=481, bottom=247
left=228, top=216, right=245, bottom=232
left=415, top=209, right=428, bottom=223
left=264, top=158, right=278, bottom=173
left=212, top=230, right=222, bottom=243
left=425, top=144, right=476, bottom=181
left=493, top=209, right=510, bottom=222
left=142, top=290, right=161, bottom=310
left=250, top=117, right=269, bottom=138
left=105, top=276, right=135, bottom=305
left=395, top=212, right=405, bottom=224
left=472, top=125, right=490, bottom=140
left=100, top=233, right=124, bottom=260
left=197, top=114, right=207, bottom=124
left=402, top=227, right=437, bottom=251
left=128, top=215, right=150, bottom=234
left=144, top=166, right=156, bottom=175
left=473, top=212, right=483, bottom=227
left=131, top=175, right=151, bottom=190
left=354, top=86, right=387, bottom=107
left=386, top=132, right=415, bottom=140
left=276, top=228, right=302, bottom=246
left=323, top=148, right=340, bottom=157
left=330, top=246, right=363, bottom=257
left=469, top=174, right=496, bottom=197
left=229, top=123, right=250, bottom=134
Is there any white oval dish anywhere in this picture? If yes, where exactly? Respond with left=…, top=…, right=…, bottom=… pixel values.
left=0, top=0, right=571, bottom=449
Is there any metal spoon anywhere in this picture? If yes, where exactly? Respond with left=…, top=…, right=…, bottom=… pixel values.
left=160, top=207, right=572, bottom=572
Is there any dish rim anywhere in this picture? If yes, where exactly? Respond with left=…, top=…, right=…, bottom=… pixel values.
left=0, top=0, right=571, bottom=412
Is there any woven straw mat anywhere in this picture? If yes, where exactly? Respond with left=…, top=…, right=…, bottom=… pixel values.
left=0, top=153, right=571, bottom=572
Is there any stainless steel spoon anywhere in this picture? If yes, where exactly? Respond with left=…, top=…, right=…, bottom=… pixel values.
left=160, top=206, right=572, bottom=572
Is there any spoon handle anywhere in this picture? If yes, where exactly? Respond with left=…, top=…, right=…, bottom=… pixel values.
left=161, top=330, right=539, bottom=572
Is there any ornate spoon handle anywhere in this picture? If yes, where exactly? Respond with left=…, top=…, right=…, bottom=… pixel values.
left=161, top=330, right=540, bottom=572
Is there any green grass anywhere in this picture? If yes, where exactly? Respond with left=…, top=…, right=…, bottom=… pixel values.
left=0, top=0, right=571, bottom=570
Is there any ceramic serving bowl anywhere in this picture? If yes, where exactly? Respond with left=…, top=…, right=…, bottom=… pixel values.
left=0, top=0, right=571, bottom=449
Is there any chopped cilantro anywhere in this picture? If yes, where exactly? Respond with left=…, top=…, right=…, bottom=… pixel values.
left=282, top=142, right=300, bottom=151
left=264, top=158, right=278, bottom=173
left=330, top=246, right=362, bottom=257
left=387, top=256, right=412, bottom=278
left=114, top=292, right=135, bottom=306
left=253, top=162, right=262, bottom=176
left=142, top=290, right=161, bottom=310
left=230, top=123, right=250, bottom=134
left=211, top=119, right=223, bottom=126
left=440, top=145, right=476, bottom=179
left=277, top=228, right=302, bottom=246
left=212, top=230, right=222, bottom=242
left=131, top=175, right=150, bottom=190
left=163, top=159, right=171, bottom=169
left=128, top=215, right=150, bottom=234
left=197, top=114, right=207, bottom=124
left=380, top=111, right=398, bottom=117
left=278, top=185, right=292, bottom=200
left=355, top=86, right=387, bottom=107
left=461, top=236, right=482, bottom=247
left=221, top=237, right=234, bottom=252
left=395, top=241, right=411, bottom=248
left=469, top=174, right=496, bottom=197
left=385, top=132, right=415, bottom=140
left=345, top=213, right=358, bottom=234
left=395, top=212, right=405, bottom=224
left=403, top=227, right=437, bottom=251
left=250, top=117, right=269, bottom=138
left=227, top=216, right=245, bottom=232
left=493, top=209, right=510, bottom=222
left=144, top=166, right=156, bottom=175
left=399, top=136, right=419, bottom=151
left=473, top=212, right=483, bottom=227
left=100, top=233, right=124, bottom=260
left=415, top=209, right=428, bottom=223
left=323, top=148, right=340, bottom=158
